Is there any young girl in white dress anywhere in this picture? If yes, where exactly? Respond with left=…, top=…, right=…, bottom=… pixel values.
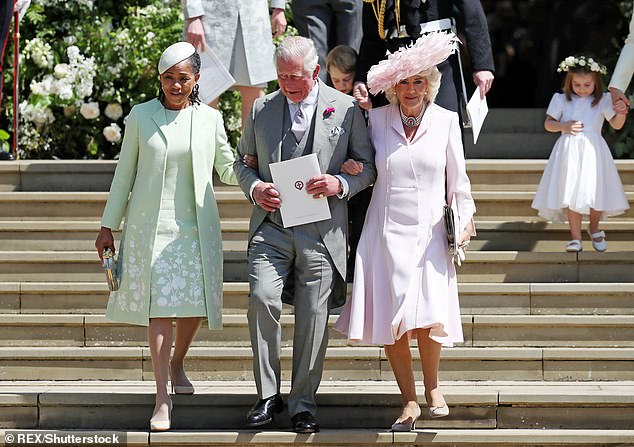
left=531, top=55, right=629, bottom=252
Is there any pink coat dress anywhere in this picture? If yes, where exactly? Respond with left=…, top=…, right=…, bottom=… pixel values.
left=334, top=103, right=475, bottom=346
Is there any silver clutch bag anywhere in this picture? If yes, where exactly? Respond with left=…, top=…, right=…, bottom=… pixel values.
left=443, top=198, right=466, bottom=266
left=102, top=248, right=119, bottom=291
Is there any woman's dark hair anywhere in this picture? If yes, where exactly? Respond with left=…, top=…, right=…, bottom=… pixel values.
left=158, top=52, right=202, bottom=106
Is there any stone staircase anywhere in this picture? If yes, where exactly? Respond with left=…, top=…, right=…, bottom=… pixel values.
left=1, top=160, right=634, bottom=446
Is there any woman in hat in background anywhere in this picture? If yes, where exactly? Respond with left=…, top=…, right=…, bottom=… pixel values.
left=335, top=32, right=476, bottom=431
left=94, top=42, right=239, bottom=431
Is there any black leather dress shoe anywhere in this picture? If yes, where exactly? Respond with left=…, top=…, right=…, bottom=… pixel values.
left=291, top=411, right=319, bottom=433
left=245, top=394, right=283, bottom=426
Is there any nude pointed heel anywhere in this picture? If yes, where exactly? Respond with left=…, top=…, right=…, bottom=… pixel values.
left=428, top=404, right=449, bottom=418
left=169, top=362, right=195, bottom=395
left=172, top=383, right=195, bottom=395
left=150, top=399, right=172, bottom=431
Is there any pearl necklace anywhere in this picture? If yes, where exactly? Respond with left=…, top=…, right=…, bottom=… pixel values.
left=399, top=104, right=425, bottom=128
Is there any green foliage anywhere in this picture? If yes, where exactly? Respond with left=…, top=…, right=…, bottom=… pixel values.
left=0, top=0, right=189, bottom=158
left=0, top=128, right=9, bottom=152
left=0, top=0, right=293, bottom=159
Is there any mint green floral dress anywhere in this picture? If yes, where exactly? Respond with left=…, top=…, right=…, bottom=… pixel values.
left=149, top=108, right=206, bottom=318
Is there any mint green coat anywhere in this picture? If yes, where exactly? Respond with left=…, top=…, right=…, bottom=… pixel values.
left=101, top=98, right=238, bottom=329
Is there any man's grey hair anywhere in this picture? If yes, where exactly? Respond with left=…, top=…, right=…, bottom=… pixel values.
left=274, top=36, right=319, bottom=74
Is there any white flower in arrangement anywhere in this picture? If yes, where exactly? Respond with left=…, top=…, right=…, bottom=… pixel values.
left=103, top=123, right=122, bottom=143
left=80, top=102, right=100, bottom=120
left=54, top=63, right=70, bottom=78
left=102, top=86, right=115, bottom=98
left=105, top=103, right=123, bottom=121
left=30, top=80, right=46, bottom=96
left=75, top=77, right=94, bottom=98
left=20, top=101, right=55, bottom=127
left=63, top=35, right=77, bottom=45
left=114, top=29, right=132, bottom=46
left=578, top=59, right=586, bottom=66
left=41, top=75, right=55, bottom=93
left=78, top=0, right=95, bottom=8
left=565, top=56, right=576, bottom=65
left=139, top=5, right=159, bottom=16
left=145, top=31, right=155, bottom=42
left=57, top=84, right=74, bottom=101
left=108, top=65, right=121, bottom=76
left=30, top=75, right=56, bottom=96
left=23, top=38, right=54, bottom=68
left=67, top=45, right=80, bottom=61
left=59, top=46, right=97, bottom=99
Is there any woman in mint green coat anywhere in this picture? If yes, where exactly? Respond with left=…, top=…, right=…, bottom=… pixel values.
left=95, top=42, right=238, bottom=431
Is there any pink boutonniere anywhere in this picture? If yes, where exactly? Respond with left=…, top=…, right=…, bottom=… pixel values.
left=323, top=107, right=335, bottom=119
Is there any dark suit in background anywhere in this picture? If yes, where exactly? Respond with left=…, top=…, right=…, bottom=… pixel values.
left=292, top=0, right=363, bottom=82
left=357, top=0, right=495, bottom=113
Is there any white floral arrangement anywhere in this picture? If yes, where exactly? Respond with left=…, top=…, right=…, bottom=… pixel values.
left=557, top=55, right=607, bottom=75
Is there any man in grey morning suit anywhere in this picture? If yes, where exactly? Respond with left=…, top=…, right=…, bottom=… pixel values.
left=233, top=36, right=376, bottom=433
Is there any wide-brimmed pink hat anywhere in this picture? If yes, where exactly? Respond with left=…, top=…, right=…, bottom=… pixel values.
left=367, top=32, right=459, bottom=95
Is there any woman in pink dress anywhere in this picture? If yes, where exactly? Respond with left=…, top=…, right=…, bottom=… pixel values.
left=334, top=33, right=476, bottom=431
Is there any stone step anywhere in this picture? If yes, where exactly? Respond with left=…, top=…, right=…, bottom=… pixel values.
left=0, top=191, right=250, bottom=220
left=2, top=380, right=634, bottom=431
left=473, top=191, right=634, bottom=219
left=475, top=108, right=550, bottom=132
left=2, top=251, right=634, bottom=283
left=2, top=313, right=634, bottom=349
left=4, top=219, right=634, bottom=252
left=1, top=430, right=633, bottom=447
left=0, top=220, right=246, bottom=251
left=3, top=282, right=633, bottom=316
left=0, top=160, right=116, bottom=192
left=467, top=160, right=634, bottom=191
left=3, top=159, right=634, bottom=192
left=465, top=132, right=560, bottom=159
left=2, top=191, right=632, bottom=222
left=0, top=346, right=632, bottom=382
left=471, top=220, right=634, bottom=251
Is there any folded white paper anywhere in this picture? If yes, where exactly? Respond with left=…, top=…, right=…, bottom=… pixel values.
left=269, top=154, right=331, bottom=228
left=198, top=48, right=235, bottom=104
left=466, top=89, right=488, bottom=144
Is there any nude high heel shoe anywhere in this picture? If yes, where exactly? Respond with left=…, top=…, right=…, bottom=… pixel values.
left=390, top=405, right=421, bottom=432
left=428, top=404, right=449, bottom=418
left=426, top=390, right=450, bottom=418
left=169, top=362, right=195, bottom=395
left=171, top=381, right=195, bottom=395
left=150, top=398, right=173, bottom=431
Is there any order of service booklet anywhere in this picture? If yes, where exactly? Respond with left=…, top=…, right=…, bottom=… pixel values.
left=269, top=153, right=331, bottom=228
left=198, top=48, right=235, bottom=104
left=466, top=89, right=489, bottom=144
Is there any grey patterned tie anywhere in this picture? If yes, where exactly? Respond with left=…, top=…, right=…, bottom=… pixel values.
left=291, top=103, right=307, bottom=142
